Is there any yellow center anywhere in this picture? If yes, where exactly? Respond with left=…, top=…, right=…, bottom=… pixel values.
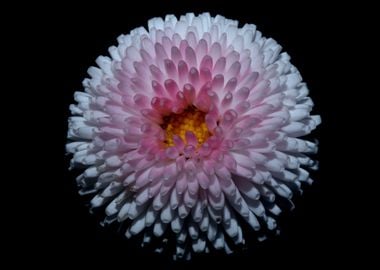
left=162, top=107, right=210, bottom=147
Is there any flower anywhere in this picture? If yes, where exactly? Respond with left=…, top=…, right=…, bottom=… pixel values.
left=66, top=13, right=321, bottom=259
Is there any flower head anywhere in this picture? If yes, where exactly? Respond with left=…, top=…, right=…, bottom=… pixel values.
left=67, top=13, right=321, bottom=259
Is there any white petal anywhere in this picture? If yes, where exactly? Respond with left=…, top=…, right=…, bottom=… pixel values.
left=188, top=222, right=199, bottom=239
left=171, top=215, right=183, bottom=233
left=160, top=203, right=174, bottom=223
left=153, top=220, right=167, bottom=237
left=128, top=214, right=146, bottom=236
left=145, top=205, right=158, bottom=226
left=200, top=212, right=210, bottom=232
left=192, top=237, right=206, bottom=253
left=118, top=201, right=132, bottom=222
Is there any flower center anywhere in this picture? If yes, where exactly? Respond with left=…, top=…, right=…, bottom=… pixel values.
left=162, top=106, right=210, bottom=147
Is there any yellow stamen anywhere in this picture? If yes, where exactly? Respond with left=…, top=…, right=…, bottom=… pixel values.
left=161, top=106, right=211, bottom=147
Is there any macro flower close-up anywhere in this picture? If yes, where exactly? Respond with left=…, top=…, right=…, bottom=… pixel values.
left=66, top=13, right=321, bottom=259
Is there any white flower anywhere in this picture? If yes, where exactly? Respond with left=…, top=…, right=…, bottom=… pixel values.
left=67, top=13, right=321, bottom=260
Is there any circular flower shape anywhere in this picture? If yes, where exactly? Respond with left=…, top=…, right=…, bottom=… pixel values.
left=67, top=13, right=321, bottom=259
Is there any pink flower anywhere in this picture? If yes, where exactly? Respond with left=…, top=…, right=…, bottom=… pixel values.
left=67, top=13, right=321, bottom=259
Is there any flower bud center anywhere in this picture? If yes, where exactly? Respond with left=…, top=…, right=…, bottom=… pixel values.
left=162, top=106, right=210, bottom=147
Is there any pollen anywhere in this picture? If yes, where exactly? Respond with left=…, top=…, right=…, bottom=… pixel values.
left=162, top=107, right=210, bottom=147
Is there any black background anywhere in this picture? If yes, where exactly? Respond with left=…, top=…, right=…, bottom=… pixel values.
left=44, top=0, right=362, bottom=268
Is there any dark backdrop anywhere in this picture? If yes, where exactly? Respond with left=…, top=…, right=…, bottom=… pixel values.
left=52, top=1, right=355, bottom=268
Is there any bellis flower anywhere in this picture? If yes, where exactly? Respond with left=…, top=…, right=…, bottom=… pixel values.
left=67, top=13, right=321, bottom=259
